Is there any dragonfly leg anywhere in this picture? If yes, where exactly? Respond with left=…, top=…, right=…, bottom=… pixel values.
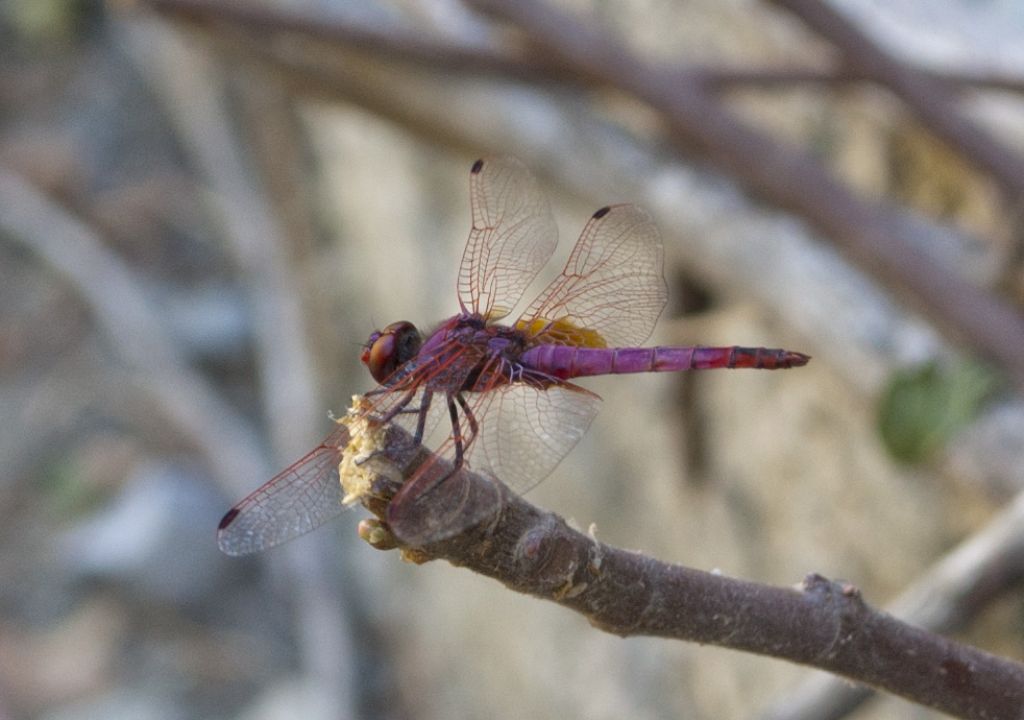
left=455, top=392, right=479, bottom=446
left=380, top=390, right=434, bottom=446
left=412, top=390, right=434, bottom=446
left=377, top=387, right=417, bottom=423
left=447, top=394, right=466, bottom=467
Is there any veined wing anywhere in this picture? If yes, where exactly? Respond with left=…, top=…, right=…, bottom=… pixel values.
left=471, top=380, right=601, bottom=495
left=518, top=204, right=667, bottom=348
left=458, top=156, right=559, bottom=321
left=217, top=425, right=350, bottom=556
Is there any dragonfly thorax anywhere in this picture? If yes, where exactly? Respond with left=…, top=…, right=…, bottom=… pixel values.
left=434, top=314, right=528, bottom=359
left=482, top=324, right=528, bottom=359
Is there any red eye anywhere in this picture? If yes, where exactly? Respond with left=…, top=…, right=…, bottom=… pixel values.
left=362, top=321, right=420, bottom=384
left=360, top=331, right=380, bottom=367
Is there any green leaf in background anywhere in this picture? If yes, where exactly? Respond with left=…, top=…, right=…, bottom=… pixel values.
left=878, top=360, right=1001, bottom=464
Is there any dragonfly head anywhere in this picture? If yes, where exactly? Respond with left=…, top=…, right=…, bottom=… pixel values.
left=362, top=321, right=422, bottom=384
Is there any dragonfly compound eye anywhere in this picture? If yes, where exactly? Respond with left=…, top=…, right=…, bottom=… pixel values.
left=363, top=321, right=421, bottom=383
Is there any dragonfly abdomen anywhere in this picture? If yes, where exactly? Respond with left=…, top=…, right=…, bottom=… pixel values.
left=521, top=344, right=809, bottom=379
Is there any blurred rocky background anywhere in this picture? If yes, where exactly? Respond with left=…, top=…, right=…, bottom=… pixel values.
left=2, top=1, right=1024, bottom=718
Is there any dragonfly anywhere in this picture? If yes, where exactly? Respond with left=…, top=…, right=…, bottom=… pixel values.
left=218, top=156, right=809, bottom=555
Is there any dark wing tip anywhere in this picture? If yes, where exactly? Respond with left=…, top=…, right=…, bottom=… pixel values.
left=471, top=158, right=485, bottom=174
left=592, top=205, right=612, bottom=219
left=218, top=507, right=241, bottom=531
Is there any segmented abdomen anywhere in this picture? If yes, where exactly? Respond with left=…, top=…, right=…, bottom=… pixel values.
left=520, top=345, right=809, bottom=380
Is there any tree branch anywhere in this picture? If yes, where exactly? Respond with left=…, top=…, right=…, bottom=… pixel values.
left=141, top=0, right=576, bottom=84
left=141, top=0, right=1024, bottom=96
left=697, top=66, right=1024, bottom=95
left=348, top=420, right=1024, bottom=720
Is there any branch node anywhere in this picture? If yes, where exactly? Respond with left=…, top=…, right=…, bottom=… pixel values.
left=512, top=514, right=588, bottom=598
left=801, top=573, right=870, bottom=661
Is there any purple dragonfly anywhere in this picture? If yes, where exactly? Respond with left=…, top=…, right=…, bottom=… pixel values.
left=218, top=156, right=809, bottom=555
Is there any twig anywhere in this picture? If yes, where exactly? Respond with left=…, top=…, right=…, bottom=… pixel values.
left=141, top=0, right=575, bottom=84
left=759, top=486, right=1024, bottom=719
left=696, top=66, right=1024, bottom=95
left=140, top=0, right=1024, bottom=97
left=767, top=0, right=1024, bottom=206
left=465, top=0, right=1024, bottom=391
left=350, top=423, right=1024, bottom=720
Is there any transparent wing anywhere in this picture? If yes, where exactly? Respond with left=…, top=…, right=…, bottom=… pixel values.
left=471, top=382, right=601, bottom=495
left=520, top=204, right=667, bottom=347
left=387, top=380, right=601, bottom=546
left=217, top=425, right=349, bottom=556
left=458, top=156, right=559, bottom=320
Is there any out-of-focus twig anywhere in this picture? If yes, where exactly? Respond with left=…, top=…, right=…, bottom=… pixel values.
left=767, top=0, right=1024, bottom=205
left=142, top=0, right=1024, bottom=97
left=143, top=0, right=575, bottom=84
left=351, top=425, right=1024, bottom=720
left=696, top=65, right=1024, bottom=95
left=3, top=346, right=114, bottom=487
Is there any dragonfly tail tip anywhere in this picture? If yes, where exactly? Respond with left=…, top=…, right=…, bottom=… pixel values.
left=786, top=351, right=811, bottom=368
